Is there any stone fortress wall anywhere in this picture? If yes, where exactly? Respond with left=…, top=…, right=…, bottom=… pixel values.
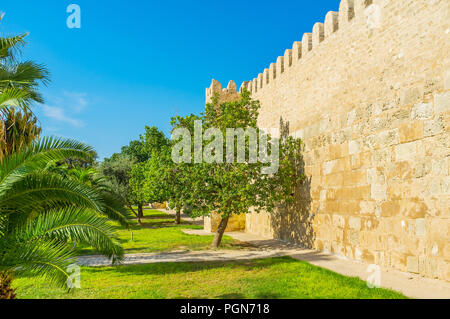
left=206, top=0, right=449, bottom=281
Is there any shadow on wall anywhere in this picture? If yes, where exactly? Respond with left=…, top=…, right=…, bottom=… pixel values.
left=270, top=118, right=315, bottom=248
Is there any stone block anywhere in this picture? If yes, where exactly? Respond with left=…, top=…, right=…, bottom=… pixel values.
left=349, top=230, right=360, bottom=246
left=378, top=129, right=399, bottom=147
left=323, top=160, right=337, bottom=175
left=399, top=121, right=424, bottom=143
left=349, top=217, right=362, bottom=231
left=343, top=170, right=367, bottom=186
left=380, top=201, right=400, bottom=217
left=360, top=201, right=376, bottom=215
left=348, top=140, right=361, bottom=155
left=395, top=141, right=417, bottom=162
left=386, top=161, right=412, bottom=180
left=413, top=160, right=431, bottom=178
left=434, top=92, right=450, bottom=114
left=401, top=87, right=423, bottom=106
left=415, top=218, right=426, bottom=237
left=406, top=256, right=419, bottom=273
left=424, top=115, right=445, bottom=137
left=371, top=183, right=387, bottom=201
left=444, top=69, right=450, bottom=91
left=411, top=102, right=433, bottom=120
left=332, top=215, right=346, bottom=228
left=372, top=148, right=392, bottom=166
left=367, top=167, right=385, bottom=184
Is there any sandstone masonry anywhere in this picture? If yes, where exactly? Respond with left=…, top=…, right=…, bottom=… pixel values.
left=205, top=0, right=450, bottom=281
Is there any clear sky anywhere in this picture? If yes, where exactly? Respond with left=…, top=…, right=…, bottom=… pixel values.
left=0, top=0, right=339, bottom=160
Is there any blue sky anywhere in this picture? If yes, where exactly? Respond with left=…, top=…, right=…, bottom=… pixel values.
left=0, top=1, right=339, bottom=160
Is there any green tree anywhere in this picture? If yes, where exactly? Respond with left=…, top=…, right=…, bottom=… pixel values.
left=164, top=114, right=203, bottom=224
left=125, top=126, right=169, bottom=222
left=129, top=161, right=147, bottom=223
left=0, top=138, right=130, bottom=299
left=175, top=91, right=305, bottom=248
left=122, top=126, right=169, bottom=163
left=140, top=145, right=190, bottom=224
left=141, top=151, right=169, bottom=204
left=97, top=153, right=141, bottom=220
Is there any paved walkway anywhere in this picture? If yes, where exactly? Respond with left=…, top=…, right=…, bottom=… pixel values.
left=77, top=250, right=290, bottom=267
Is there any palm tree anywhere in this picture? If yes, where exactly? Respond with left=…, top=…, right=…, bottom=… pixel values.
left=0, top=35, right=49, bottom=111
left=0, top=107, right=42, bottom=161
left=0, top=18, right=130, bottom=298
left=0, top=14, right=50, bottom=111
left=0, top=137, right=131, bottom=299
left=0, top=18, right=49, bottom=161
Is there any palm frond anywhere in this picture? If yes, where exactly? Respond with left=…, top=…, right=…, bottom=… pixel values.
left=0, top=238, right=74, bottom=289
left=0, top=87, right=33, bottom=111
left=0, top=61, right=50, bottom=85
left=15, top=207, right=124, bottom=263
left=0, top=61, right=50, bottom=104
left=0, top=33, right=27, bottom=59
left=0, top=172, right=104, bottom=216
left=0, top=136, right=95, bottom=191
left=99, top=191, right=132, bottom=228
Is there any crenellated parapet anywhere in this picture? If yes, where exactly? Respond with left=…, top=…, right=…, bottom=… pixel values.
left=240, top=0, right=377, bottom=94
left=206, top=0, right=382, bottom=99
left=206, top=79, right=240, bottom=104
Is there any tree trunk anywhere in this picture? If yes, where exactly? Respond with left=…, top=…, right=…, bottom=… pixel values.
left=0, top=272, right=16, bottom=300
left=138, top=204, right=144, bottom=225
left=175, top=210, right=181, bottom=224
left=128, top=205, right=142, bottom=226
left=211, top=216, right=229, bottom=249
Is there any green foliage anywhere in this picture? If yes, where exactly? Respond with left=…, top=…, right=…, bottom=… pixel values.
left=127, top=127, right=170, bottom=209
left=0, top=137, right=128, bottom=292
left=129, top=161, right=147, bottom=204
left=0, top=20, right=129, bottom=295
left=163, top=91, right=305, bottom=247
left=141, top=149, right=171, bottom=205
left=164, top=114, right=202, bottom=213
left=179, top=91, right=304, bottom=218
left=97, top=153, right=135, bottom=206
left=122, top=126, right=169, bottom=163
left=0, top=23, right=50, bottom=112
left=0, top=21, right=49, bottom=159
left=0, top=107, right=42, bottom=161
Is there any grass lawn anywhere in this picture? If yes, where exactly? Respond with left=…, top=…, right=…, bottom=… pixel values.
left=14, top=257, right=407, bottom=299
left=75, top=209, right=238, bottom=255
left=133, top=208, right=172, bottom=218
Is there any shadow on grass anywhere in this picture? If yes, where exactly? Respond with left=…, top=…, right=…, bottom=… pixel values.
left=128, top=221, right=195, bottom=230
left=140, top=215, right=172, bottom=220
left=89, top=256, right=298, bottom=277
